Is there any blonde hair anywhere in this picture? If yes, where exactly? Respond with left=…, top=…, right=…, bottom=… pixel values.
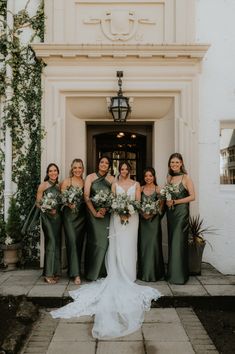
left=69, top=159, right=84, bottom=177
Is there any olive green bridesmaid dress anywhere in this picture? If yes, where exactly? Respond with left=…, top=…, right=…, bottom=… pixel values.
left=166, top=179, right=189, bottom=284
left=41, top=183, right=62, bottom=277
left=62, top=186, right=86, bottom=278
left=138, top=191, right=165, bottom=282
left=85, top=173, right=111, bottom=281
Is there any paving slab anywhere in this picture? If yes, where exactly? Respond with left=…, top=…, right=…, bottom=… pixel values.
left=198, top=275, right=231, bottom=285
left=203, top=284, right=235, bottom=296
left=3, top=275, right=40, bottom=285
left=186, top=276, right=201, bottom=285
left=150, top=284, right=173, bottom=297
left=28, top=285, right=66, bottom=297
left=226, top=275, right=235, bottom=284
left=144, top=308, right=180, bottom=323
left=145, top=341, right=195, bottom=354
left=47, top=342, right=96, bottom=354
left=0, top=272, right=12, bottom=285
left=168, top=284, right=208, bottom=296
left=142, top=323, right=189, bottom=341
left=52, top=322, right=95, bottom=342
left=0, top=284, right=33, bottom=295
left=100, top=329, right=143, bottom=342
left=97, top=341, right=145, bottom=354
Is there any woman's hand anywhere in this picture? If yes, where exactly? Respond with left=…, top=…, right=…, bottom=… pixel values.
left=50, top=209, right=57, bottom=215
left=68, top=203, right=76, bottom=210
left=95, top=210, right=105, bottom=218
left=143, top=213, right=152, bottom=220
left=166, top=200, right=174, bottom=208
left=98, top=207, right=106, bottom=216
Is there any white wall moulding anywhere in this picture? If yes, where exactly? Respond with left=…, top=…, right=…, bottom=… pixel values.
left=32, top=43, right=209, bottom=62
left=45, top=0, right=195, bottom=44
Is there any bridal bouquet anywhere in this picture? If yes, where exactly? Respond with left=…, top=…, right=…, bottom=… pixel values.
left=160, top=184, right=179, bottom=201
left=140, top=199, right=161, bottom=216
left=40, top=192, right=60, bottom=213
left=111, top=193, right=140, bottom=225
left=91, top=189, right=112, bottom=211
left=160, top=184, right=179, bottom=209
left=61, top=186, right=84, bottom=213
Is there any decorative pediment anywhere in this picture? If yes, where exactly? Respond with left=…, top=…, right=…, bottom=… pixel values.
left=32, top=43, right=209, bottom=63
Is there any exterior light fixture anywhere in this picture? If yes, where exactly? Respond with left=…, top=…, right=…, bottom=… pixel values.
left=109, top=71, right=131, bottom=123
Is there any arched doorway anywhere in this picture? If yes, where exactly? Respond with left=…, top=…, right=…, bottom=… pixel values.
left=87, top=124, right=152, bottom=181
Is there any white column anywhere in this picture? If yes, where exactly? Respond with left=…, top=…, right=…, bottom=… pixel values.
left=4, top=0, right=14, bottom=220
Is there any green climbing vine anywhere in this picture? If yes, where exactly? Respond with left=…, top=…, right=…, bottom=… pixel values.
left=0, top=0, right=45, bottom=263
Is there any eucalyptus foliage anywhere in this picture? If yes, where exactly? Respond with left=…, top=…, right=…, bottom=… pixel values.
left=0, top=0, right=44, bottom=262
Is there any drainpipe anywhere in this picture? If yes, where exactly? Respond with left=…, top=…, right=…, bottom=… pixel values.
left=4, top=0, right=14, bottom=221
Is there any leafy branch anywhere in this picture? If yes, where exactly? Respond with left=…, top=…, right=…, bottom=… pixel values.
left=0, top=0, right=45, bottom=263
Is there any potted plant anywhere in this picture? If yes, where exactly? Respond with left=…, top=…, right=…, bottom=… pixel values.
left=0, top=197, right=23, bottom=270
left=188, top=215, right=215, bottom=275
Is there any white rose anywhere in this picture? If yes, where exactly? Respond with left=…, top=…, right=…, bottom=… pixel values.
left=128, top=205, right=135, bottom=214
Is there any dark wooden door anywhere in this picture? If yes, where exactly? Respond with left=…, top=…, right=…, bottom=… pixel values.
left=86, top=124, right=152, bottom=182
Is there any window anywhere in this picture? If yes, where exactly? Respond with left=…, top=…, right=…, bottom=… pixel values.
left=220, top=124, right=235, bottom=184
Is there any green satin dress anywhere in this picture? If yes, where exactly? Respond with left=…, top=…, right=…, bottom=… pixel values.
left=41, top=184, right=62, bottom=277
left=138, top=191, right=165, bottom=282
left=62, top=186, right=86, bottom=278
left=85, top=173, right=111, bottom=280
left=166, top=180, right=189, bottom=284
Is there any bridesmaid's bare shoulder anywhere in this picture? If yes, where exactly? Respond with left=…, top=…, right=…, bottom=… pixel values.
left=37, top=181, right=48, bottom=193
left=107, top=175, right=115, bottom=184
left=85, top=173, right=97, bottom=182
left=60, top=177, right=71, bottom=189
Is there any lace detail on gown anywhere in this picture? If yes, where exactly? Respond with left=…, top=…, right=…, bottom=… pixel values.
left=51, top=182, right=161, bottom=339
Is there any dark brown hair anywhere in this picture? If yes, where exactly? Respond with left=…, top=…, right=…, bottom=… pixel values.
left=142, top=167, right=157, bottom=186
left=97, top=156, right=111, bottom=172
left=118, top=161, right=131, bottom=178
left=44, top=163, right=59, bottom=183
left=168, top=153, right=187, bottom=175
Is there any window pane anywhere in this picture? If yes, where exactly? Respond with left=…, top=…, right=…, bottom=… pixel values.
left=220, top=128, right=235, bottom=184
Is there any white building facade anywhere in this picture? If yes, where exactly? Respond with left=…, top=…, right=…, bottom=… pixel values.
left=5, top=0, right=235, bottom=274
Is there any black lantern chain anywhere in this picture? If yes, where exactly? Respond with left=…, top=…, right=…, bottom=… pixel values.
left=109, top=71, right=131, bottom=123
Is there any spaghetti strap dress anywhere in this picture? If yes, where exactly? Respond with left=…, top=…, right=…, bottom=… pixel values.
left=138, top=190, right=165, bottom=281
left=84, top=173, right=112, bottom=280
left=166, top=177, right=189, bottom=284
left=62, top=180, right=86, bottom=278
left=41, top=183, right=62, bottom=277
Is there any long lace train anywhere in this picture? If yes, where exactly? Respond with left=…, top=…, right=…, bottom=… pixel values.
left=51, top=184, right=161, bottom=339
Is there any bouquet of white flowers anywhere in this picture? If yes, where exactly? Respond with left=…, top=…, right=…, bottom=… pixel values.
left=111, top=193, right=140, bottom=225
left=140, top=198, right=161, bottom=216
left=160, top=184, right=179, bottom=201
left=61, top=186, right=84, bottom=213
left=159, top=184, right=179, bottom=209
left=91, top=190, right=112, bottom=211
left=40, top=192, right=60, bottom=213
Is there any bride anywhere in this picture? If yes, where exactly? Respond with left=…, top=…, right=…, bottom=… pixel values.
left=51, top=161, right=161, bottom=339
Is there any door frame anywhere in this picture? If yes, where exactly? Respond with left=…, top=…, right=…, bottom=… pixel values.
left=86, top=123, right=153, bottom=175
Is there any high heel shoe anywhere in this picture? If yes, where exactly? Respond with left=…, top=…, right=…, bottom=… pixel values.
left=44, top=276, right=57, bottom=284
left=74, top=276, right=81, bottom=285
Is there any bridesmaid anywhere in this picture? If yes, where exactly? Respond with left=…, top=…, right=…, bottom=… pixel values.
left=166, top=153, right=195, bottom=284
left=36, top=163, right=62, bottom=284
left=138, top=167, right=165, bottom=282
left=61, top=159, right=86, bottom=285
left=84, top=156, right=114, bottom=280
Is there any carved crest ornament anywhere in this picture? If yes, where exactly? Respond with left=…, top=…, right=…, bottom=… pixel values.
left=83, top=9, right=156, bottom=41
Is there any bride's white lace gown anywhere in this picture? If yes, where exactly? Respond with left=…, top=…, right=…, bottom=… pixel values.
left=51, top=183, right=161, bottom=339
